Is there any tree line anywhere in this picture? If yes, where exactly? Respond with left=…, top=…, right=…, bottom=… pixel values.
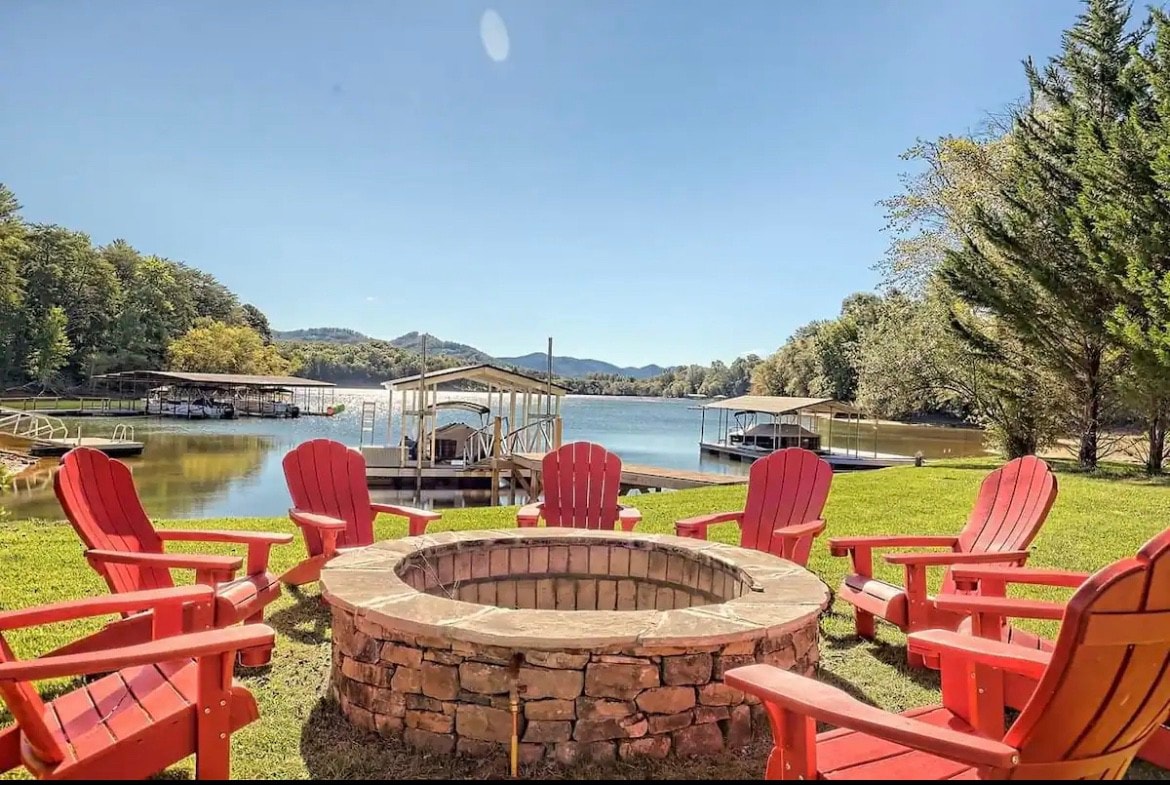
left=0, top=184, right=275, bottom=388
left=755, top=0, right=1170, bottom=474
left=562, top=356, right=761, bottom=398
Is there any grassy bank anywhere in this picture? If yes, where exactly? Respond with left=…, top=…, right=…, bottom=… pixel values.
left=1, top=459, right=1168, bottom=779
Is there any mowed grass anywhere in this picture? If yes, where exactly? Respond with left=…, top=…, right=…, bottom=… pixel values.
left=1, top=459, right=1169, bottom=779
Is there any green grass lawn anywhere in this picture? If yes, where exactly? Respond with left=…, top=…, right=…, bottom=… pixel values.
left=2, top=459, right=1169, bottom=779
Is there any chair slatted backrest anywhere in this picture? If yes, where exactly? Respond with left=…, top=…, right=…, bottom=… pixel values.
left=282, top=439, right=374, bottom=552
left=541, top=442, right=623, bottom=530
left=0, top=635, right=63, bottom=765
left=740, top=448, right=832, bottom=563
left=944, top=456, right=1058, bottom=595
left=54, top=447, right=172, bottom=593
left=1000, top=528, right=1170, bottom=780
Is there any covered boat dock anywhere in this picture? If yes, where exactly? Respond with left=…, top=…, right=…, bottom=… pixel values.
left=92, top=371, right=338, bottom=418
left=699, top=395, right=915, bottom=470
left=362, top=363, right=570, bottom=499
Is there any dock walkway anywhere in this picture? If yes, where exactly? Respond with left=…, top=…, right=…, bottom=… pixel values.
left=507, top=453, right=746, bottom=493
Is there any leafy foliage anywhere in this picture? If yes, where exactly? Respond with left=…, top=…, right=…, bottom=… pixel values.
left=24, top=305, right=71, bottom=385
left=167, top=320, right=294, bottom=376
left=0, top=184, right=273, bottom=389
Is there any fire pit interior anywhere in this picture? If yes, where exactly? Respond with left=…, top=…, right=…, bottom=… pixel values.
left=399, top=536, right=752, bottom=611
left=323, top=530, right=829, bottom=764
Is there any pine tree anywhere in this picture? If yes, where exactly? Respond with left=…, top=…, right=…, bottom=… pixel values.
left=1072, top=7, right=1170, bottom=472
left=941, top=0, right=1144, bottom=469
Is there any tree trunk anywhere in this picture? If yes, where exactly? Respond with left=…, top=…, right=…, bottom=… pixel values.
left=1148, top=401, right=1167, bottom=476
left=1078, top=355, right=1102, bottom=471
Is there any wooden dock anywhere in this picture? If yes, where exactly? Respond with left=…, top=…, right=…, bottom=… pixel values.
left=507, top=453, right=747, bottom=493
left=699, top=441, right=915, bottom=470
left=1, top=406, right=144, bottom=458
left=28, top=436, right=145, bottom=458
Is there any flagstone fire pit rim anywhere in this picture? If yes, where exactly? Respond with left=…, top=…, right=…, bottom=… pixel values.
left=319, top=529, right=830, bottom=650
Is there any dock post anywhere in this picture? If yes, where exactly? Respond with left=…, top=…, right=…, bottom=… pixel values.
left=491, top=416, right=503, bottom=506
left=553, top=416, right=563, bottom=449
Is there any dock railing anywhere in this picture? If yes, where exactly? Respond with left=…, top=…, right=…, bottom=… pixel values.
left=502, top=416, right=558, bottom=454
left=0, top=407, right=70, bottom=443
left=462, top=415, right=560, bottom=465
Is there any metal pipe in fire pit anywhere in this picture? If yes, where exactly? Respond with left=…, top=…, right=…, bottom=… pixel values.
left=507, top=653, right=525, bottom=778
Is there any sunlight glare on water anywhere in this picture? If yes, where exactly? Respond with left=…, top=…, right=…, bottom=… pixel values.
left=480, top=9, right=510, bottom=63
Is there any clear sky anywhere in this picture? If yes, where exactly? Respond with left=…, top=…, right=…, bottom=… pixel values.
left=1, top=1, right=1080, bottom=367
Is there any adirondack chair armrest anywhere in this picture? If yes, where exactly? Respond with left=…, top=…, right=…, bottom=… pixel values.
left=288, top=508, right=347, bottom=559
left=884, top=549, right=1031, bottom=567
left=517, top=503, right=544, bottom=528
left=160, top=529, right=293, bottom=545
left=86, top=549, right=242, bottom=585
left=723, top=663, right=1021, bottom=770
left=288, top=509, right=348, bottom=530
left=674, top=511, right=743, bottom=540
left=617, top=505, right=641, bottom=532
left=0, top=585, right=214, bottom=631
left=828, top=535, right=959, bottom=556
left=829, top=535, right=961, bottom=579
left=774, top=519, right=826, bottom=539
left=160, top=529, right=294, bottom=575
left=908, top=629, right=1052, bottom=680
left=932, top=595, right=1067, bottom=622
left=950, top=565, right=1091, bottom=592
left=0, top=625, right=276, bottom=683
left=371, top=503, right=441, bottom=537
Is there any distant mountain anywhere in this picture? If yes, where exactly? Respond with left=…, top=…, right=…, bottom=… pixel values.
left=274, top=327, right=369, bottom=344
left=274, top=327, right=667, bottom=379
left=387, top=332, right=494, bottom=364
left=498, top=352, right=667, bottom=380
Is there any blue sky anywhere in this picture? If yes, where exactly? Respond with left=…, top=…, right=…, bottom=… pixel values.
left=1, top=1, right=1079, bottom=367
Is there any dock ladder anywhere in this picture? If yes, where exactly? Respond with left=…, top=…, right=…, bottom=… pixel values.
left=359, top=401, right=378, bottom=447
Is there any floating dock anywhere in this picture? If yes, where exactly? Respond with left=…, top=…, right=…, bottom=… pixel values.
left=28, top=436, right=145, bottom=458
left=507, top=453, right=746, bottom=493
left=0, top=407, right=144, bottom=458
left=699, top=441, right=914, bottom=471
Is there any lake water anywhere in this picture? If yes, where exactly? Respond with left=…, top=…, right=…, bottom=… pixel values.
left=0, top=389, right=988, bottom=520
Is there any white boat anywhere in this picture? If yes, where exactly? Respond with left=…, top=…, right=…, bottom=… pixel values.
left=145, top=390, right=235, bottom=419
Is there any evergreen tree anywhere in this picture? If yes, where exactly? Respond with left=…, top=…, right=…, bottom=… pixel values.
left=941, top=0, right=1143, bottom=469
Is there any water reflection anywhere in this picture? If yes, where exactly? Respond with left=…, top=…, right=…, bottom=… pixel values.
left=1, top=390, right=988, bottom=520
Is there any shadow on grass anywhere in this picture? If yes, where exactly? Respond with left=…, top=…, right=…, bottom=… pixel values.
left=266, top=585, right=332, bottom=647
left=820, top=623, right=941, bottom=695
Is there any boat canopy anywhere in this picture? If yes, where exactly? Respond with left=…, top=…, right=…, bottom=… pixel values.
left=702, top=395, right=860, bottom=417
left=404, top=400, right=492, bottom=417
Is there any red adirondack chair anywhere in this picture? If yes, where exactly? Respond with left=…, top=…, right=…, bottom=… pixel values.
left=829, top=455, right=1057, bottom=650
left=674, top=448, right=831, bottom=567
left=0, top=584, right=273, bottom=779
left=54, top=447, right=292, bottom=666
left=516, top=442, right=642, bottom=531
left=281, top=439, right=441, bottom=586
left=726, top=526, right=1170, bottom=780
left=944, top=559, right=1170, bottom=769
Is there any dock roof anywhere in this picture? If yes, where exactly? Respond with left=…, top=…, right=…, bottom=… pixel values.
left=383, top=363, right=570, bottom=395
left=94, top=370, right=335, bottom=389
left=702, top=395, right=860, bottom=416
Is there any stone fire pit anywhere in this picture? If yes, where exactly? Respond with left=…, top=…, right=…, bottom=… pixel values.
left=322, top=529, right=829, bottom=764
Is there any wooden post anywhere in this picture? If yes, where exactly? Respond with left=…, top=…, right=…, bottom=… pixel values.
left=546, top=337, right=553, bottom=418
left=416, top=337, right=428, bottom=494
left=509, top=390, right=517, bottom=442
left=554, top=416, right=563, bottom=449
left=491, top=416, right=502, bottom=506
